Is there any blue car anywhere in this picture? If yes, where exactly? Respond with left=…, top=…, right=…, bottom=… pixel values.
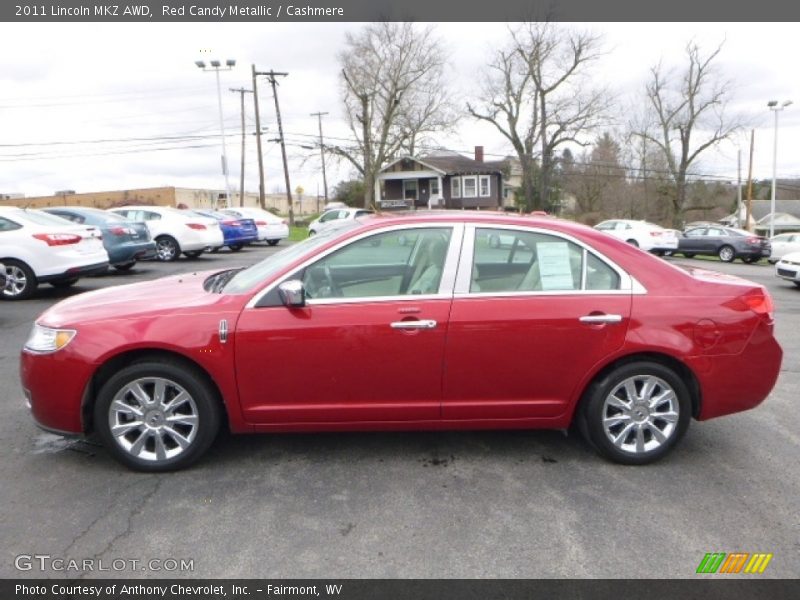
left=192, top=210, right=258, bottom=252
left=43, top=206, right=156, bottom=270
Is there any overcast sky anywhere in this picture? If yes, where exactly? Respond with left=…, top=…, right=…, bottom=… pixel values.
left=1, top=22, right=799, bottom=200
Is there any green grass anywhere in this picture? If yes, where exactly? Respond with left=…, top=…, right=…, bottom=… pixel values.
left=289, top=226, right=308, bottom=242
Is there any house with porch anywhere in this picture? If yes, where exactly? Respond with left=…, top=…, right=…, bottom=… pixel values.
left=375, top=147, right=505, bottom=210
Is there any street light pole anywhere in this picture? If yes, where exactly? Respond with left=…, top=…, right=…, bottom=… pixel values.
left=196, top=58, right=236, bottom=209
left=767, top=99, right=792, bottom=239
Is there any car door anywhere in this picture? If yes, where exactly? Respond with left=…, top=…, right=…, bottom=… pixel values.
left=705, top=227, right=728, bottom=253
left=234, top=224, right=463, bottom=425
left=442, top=225, right=632, bottom=420
left=680, top=227, right=706, bottom=253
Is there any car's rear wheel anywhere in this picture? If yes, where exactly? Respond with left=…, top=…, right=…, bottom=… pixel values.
left=155, top=236, right=180, bottom=262
left=267, top=240, right=279, bottom=246
left=2, top=259, right=37, bottom=300
left=794, top=282, right=800, bottom=288
left=114, top=261, right=136, bottom=271
left=742, top=256, right=760, bottom=264
left=581, top=361, right=691, bottom=465
left=94, top=361, right=221, bottom=472
left=718, top=245, right=735, bottom=262
left=183, top=250, right=203, bottom=259
left=682, top=253, right=695, bottom=258
left=228, top=244, right=244, bottom=252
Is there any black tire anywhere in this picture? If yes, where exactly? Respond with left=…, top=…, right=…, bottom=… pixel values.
left=94, top=360, right=221, bottom=472
left=209, top=247, right=221, bottom=254
left=308, top=230, right=316, bottom=237
left=742, top=256, right=760, bottom=264
left=718, top=245, right=735, bottom=263
left=183, top=250, right=203, bottom=259
left=2, top=259, right=37, bottom=300
left=51, top=278, right=79, bottom=289
left=794, top=282, right=800, bottom=289
left=228, top=244, right=244, bottom=252
left=113, top=261, right=136, bottom=271
left=155, top=236, right=180, bottom=262
left=580, top=361, right=692, bottom=465
left=682, top=253, right=695, bottom=258
left=626, top=239, right=639, bottom=248
left=267, top=239, right=279, bottom=246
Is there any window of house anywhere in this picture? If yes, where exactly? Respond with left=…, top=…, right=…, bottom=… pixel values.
left=479, top=175, right=491, bottom=197
left=451, top=177, right=461, bottom=199
left=403, top=180, right=418, bottom=200
left=430, top=179, right=440, bottom=195
left=462, top=176, right=477, bottom=198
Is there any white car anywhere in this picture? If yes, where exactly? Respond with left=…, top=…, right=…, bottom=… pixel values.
left=594, top=219, right=679, bottom=254
left=775, top=251, right=800, bottom=288
left=109, top=206, right=223, bottom=261
left=768, top=232, right=800, bottom=263
left=308, top=207, right=373, bottom=236
left=0, top=206, right=109, bottom=300
left=220, top=207, right=289, bottom=246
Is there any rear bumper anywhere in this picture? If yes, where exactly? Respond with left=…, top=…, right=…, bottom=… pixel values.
left=38, top=261, right=109, bottom=283
left=107, top=241, right=157, bottom=264
left=688, top=320, right=783, bottom=420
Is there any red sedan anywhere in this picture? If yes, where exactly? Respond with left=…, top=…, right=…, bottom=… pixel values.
left=20, top=213, right=782, bottom=471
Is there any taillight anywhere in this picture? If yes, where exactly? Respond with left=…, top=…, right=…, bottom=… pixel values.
left=186, top=223, right=207, bottom=230
left=109, top=226, right=127, bottom=236
left=222, top=220, right=241, bottom=226
left=255, top=220, right=267, bottom=226
left=742, top=288, right=775, bottom=320
left=650, top=231, right=662, bottom=237
left=746, top=237, right=761, bottom=245
left=32, top=233, right=82, bottom=246
left=281, top=220, right=288, bottom=225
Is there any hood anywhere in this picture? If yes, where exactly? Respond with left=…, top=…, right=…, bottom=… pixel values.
left=39, top=270, right=226, bottom=327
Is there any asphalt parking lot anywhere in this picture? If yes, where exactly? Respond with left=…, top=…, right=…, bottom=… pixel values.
left=1, top=245, right=798, bottom=579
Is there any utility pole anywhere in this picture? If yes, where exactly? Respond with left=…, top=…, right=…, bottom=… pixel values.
left=310, top=111, right=329, bottom=202
left=736, top=149, right=742, bottom=229
left=745, top=129, right=755, bottom=232
left=230, top=87, right=253, bottom=207
left=251, top=64, right=266, bottom=210
left=257, top=69, right=294, bottom=226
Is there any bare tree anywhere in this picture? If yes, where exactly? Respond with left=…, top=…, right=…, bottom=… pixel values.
left=468, top=22, right=610, bottom=211
left=633, top=41, right=741, bottom=226
left=334, top=22, right=456, bottom=208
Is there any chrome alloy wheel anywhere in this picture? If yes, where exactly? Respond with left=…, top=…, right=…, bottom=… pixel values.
left=4, top=264, right=28, bottom=297
left=155, top=238, right=178, bottom=261
left=602, top=375, right=679, bottom=454
left=108, top=377, right=199, bottom=462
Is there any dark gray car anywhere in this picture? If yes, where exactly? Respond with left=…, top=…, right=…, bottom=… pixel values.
left=678, top=226, right=771, bottom=263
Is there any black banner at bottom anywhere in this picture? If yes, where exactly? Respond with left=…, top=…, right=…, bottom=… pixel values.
left=4, top=579, right=800, bottom=600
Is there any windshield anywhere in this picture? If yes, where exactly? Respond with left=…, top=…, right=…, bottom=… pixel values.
left=222, top=222, right=360, bottom=294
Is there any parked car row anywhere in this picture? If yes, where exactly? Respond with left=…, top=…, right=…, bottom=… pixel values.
left=2, top=204, right=290, bottom=300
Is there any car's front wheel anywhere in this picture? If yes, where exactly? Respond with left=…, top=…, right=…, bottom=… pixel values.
left=94, top=361, right=221, bottom=471
left=267, top=239, right=279, bottom=246
left=581, top=361, right=691, bottom=465
left=228, top=243, right=244, bottom=252
left=155, top=236, right=180, bottom=262
left=2, top=259, right=37, bottom=300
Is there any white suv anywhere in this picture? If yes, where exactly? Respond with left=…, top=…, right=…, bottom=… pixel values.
left=1, top=207, right=109, bottom=300
left=594, top=219, right=679, bottom=254
left=308, top=207, right=373, bottom=236
left=109, top=206, right=223, bottom=261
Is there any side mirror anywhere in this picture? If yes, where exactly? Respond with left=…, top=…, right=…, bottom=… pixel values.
left=278, top=280, right=306, bottom=307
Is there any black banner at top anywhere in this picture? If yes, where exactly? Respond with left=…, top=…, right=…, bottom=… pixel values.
left=3, top=0, right=800, bottom=22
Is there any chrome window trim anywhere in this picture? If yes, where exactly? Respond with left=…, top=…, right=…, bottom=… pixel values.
left=455, top=223, right=647, bottom=297
left=245, top=222, right=466, bottom=309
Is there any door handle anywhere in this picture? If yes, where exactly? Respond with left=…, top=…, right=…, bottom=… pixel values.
left=390, top=320, right=438, bottom=330
left=579, top=314, right=623, bottom=324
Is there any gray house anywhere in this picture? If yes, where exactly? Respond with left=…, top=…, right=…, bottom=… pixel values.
left=375, top=147, right=504, bottom=210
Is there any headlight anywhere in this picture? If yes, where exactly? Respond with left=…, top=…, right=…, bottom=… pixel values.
left=24, top=324, right=77, bottom=354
